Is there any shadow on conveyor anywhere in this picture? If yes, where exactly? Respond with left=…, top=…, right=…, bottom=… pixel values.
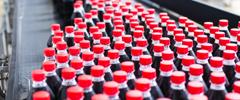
left=6, top=0, right=59, bottom=99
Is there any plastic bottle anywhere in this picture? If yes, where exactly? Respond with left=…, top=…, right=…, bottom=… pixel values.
left=138, top=55, right=152, bottom=78
left=203, top=22, right=213, bottom=37
left=32, top=91, right=50, bottom=100
left=113, top=70, right=128, bottom=100
left=187, top=81, right=204, bottom=99
left=226, top=43, right=239, bottom=62
left=78, top=75, right=94, bottom=100
left=178, top=17, right=188, bottom=29
left=114, top=41, right=130, bottom=62
left=181, top=56, right=195, bottom=80
left=173, top=33, right=185, bottom=56
left=169, top=71, right=188, bottom=100
left=91, top=10, right=100, bottom=25
left=92, top=45, right=105, bottom=64
left=97, top=3, right=105, bottom=22
left=122, top=35, right=133, bottom=58
left=104, top=14, right=114, bottom=38
left=58, top=68, right=77, bottom=100
left=121, top=61, right=136, bottom=90
left=43, top=48, right=55, bottom=62
left=92, top=32, right=102, bottom=45
left=84, top=13, right=95, bottom=32
left=209, top=26, right=219, bottom=45
left=73, top=18, right=83, bottom=30
left=157, top=61, right=174, bottom=97
left=126, top=90, right=143, bottom=100
left=108, top=49, right=121, bottom=72
left=77, top=22, right=91, bottom=40
left=229, top=28, right=240, bottom=42
left=160, top=37, right=171, bottom=51
left=100, top=37, right=111, bottom=56
left=67, top=86, right=84, bottom=100
left=219, top=19, right=230, bottom=38
left=71, top=2, right=84, bottom=20
left=152, top=44, right=164, bottom=77
left=98, top=57, right=113, bottom=81
left=68, top=46, right=81, bottom=61
left=174, top=45, right=189, bottom=71
left=42, top=61, right=61, bottom=96
left=82, top=51, right=95, bottom=75
left=47, top=24, right=61, bottom=47
left=64, top=26, right=75, bottom=47
left=91, top=65, right=105, bottom=94
left=79, top=40, right=91, bottom=54
left=206, top=72, right=227, bottom=100
left=142, top=68, right=164, bottom=99
left=70, top=59, right=84, bottom=79
left=103, top=81, right=120, bottom=100
left=214, top=37, right=230, bottom=57
left=196, top=34, right=208, bottom=53
left=162, top=50, right=177, bottom=70
left=97, top=22, right=108, bottom=37
left=56, top=41, right=68, bottom=54
left=30, top=70, right=55, bottom=100
left=55, top=53, right=69, bottom=78
left=135, top=78, right=152, bottom=100
left=131, top=47, right=142, bottom=78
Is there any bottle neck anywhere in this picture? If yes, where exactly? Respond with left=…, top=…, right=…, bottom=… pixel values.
left=188, top=32, right=194, bottom=37
left=174, top=41, right=182, bottom=47
left=119, top=50, right=126, bottom=55
left=210, top=83, right=225, bottom=90
left=189, top=74, right=203, bottom=81
left=103, top=44, right=111, bottom=50
left=125, top=42, right=132, bottom=47
left=177, top=53, right=188, bottom=59
left=110, top=58, right=120, bottom=64
left=94, top=53, right=104, bottom=59
left=164, top=46, right=171, bottom=51
left=150, top=78, right=158, bottom=87
left=109, top=94, right=120, bottom=100
left=210, top=66, right=223, bottom=72
left=44, top=56, right=55, bottom=62
left=76, top=68, right=84, bottom=75
left=57, top=49, right=68, bottom=54
left=167, top=31, right=174, bottom=36
left=154, top=52, right=162, bottom=57
left=81, top=48, right=90, bottom=53
left=182, top=65, right=189, bottom=72
left=32, top=80, right=47, bottom=88
left=127, top=73, right=136, bottom=80
left=45, top=70, right=57, bottom=77
left=223, top=59, right=235, bottom=66
left=197, top=58, right=208, bottom=64
left=57, top=62, right=69, bottom=69
left=235, top=72, right=240, bottom=79
left=70, top=55, right=81, bottom=60
left=93, top=76, right=104, bottom=82
left=140, top=64, right=152, bottom=71
left=160, top=71, right=172, bottom=77
left=83, top=86, right=93, bottom=93
left=83, top=60, right=95, bottom=66
left=131, top=55, right=140, bottom=61
left=93, top=39, right=100, bottom=44
left=171, top=82, right=186, bottom=90
left=105, top=67, right=112, bottom=73
left=119, top=81, right=128, bottom=89
left=62, top=78, right=77, bottom=86
left=219, top=26, right=228, bottom=31
left=143, top=89, right=151, bottom=99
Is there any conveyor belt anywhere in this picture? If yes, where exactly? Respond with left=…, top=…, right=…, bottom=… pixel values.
left=6, top=0, right=56, bottom=99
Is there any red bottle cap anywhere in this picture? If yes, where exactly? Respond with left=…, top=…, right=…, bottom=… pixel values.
left=125, top=13, right=133, bottom=20
left=51, top=24, right=60, bottom=31
left=97, top=2, right=104, bottom=8
left=175, top=33, right=185, bottom=42
left=219, top=19, right=228, bottom=27
left=80, top=40, right=90, bottom=49
left=170, top=71, right=185, bottom=84
left=82, top=51, right=94, bottom=61
left=108, top=49, right=119, bottom=59
left=179, top=16, right=188, bottom=24
left=149, top=22, right=159, bottom=30
left=153, top=44, right=164, bottom=53
left=219, top=37, right=230, bottom=46
left=65, top=26, right=74, bottom=33
left=74, top=18, right=83, bottom=24
left=77, top=75, right=92, bottom=88
left=226, top=43, right=238, bottom=52
left=197, top=35, right=208, bottom=43
left=56, top=53, right=69, bottom=63
left=106, top=8, right=114, bottom=14
left=210, top=57, right=223, bottom=68
left=131, top=47, right=142, bottom=56
left=189, top=95, right=208, bottom=100
left=188, top=25, right=198, bottom=32
left=42, top=61, right=56, bottom=72
left=174, top=28, right=183, bottom=35
left=114, top=20, right=123, bottom=26
left=98, top=57, right=111, bottom=68
left=97, top=22, right=105, bottom=29
left=185, top=20, right=194, bottom=28
left=84, top=13, right=92, bottom=19
left=62, top=67, right=76, bottom=80
left=92, top=32, right=102, bottom=40
left=89, top=26, right=99, bottom=34
left=230, top=28, right=240, bottom=36
left=133, top=30, right=143, bottom=38
left=160, top=61, right=173, bottom=72
left=223, top=50, right=235, bottom=60
left=159, top=12, right=168, bottom=18
left=33, top=91, right=50, bottom=100
left=112, top=29, right=122, bottom=37
left=115, top=25, right=125, bottom=31
left=233, top=81, right=240, bottom=93
left=126, top=90, right=143, bottom=100
left=121, top=61, right=134, bottom=73
left=142, top=67, right=156, bottom=80
left=69, top=46, right=80, bottom=56
left=100, top=37, right=110, bottom=45
left=135, top=25, right=144, bottom=32
left=114, top=41, right=125, bottom=50
left=162, top=50, right=174, bottom=60
left=54, top=30, right=64, bottom=37
left=182, top=56, right=195, bottom=66
left=113, top=70, right=127, bottom=83
left=151, top=33, right=162, bottom=41
left=74, top=2, right=81, bottom=8
left=167, top=24, right=176, bottom=31
left=91, top=65, right=104, bottom=77
left=225, top=93, right=240, bottom=100
left=121, top=6, right=129, bottom=13
left=215, top=32, right=225, bottom=40
left=187, top=81, right=204, bottom=95
left=147, top=8, right=155, bottom=14
left=146, top=18, right=154, bottom=26
left=74, top=30, right=84, bottom=36
left=237, top=34, right=240, bottom=42
left=104, top=81, right=119, bottom=96
left=140, top=55, right=152, bottom=65
left=32, top=69, right=45, bottom=81
left=71, top=59, right=83, bottom=70
left=210, top=72, right=226, bottom=84
left=177, top=45, right=188, bottom=54
left=194, top=29, right=204, bottom=37
left=136, top=38, right=148, bottom=47
left=74, top=35, right=84, bottom=43
left=135, top=78, right=150, bottom=92
left=56, top=41, right=67, bottom=50
left=77, top=22, right=87, bottom=29
left=236, top=62, right=240, bottom=73
left=153, top=27, right=163, bottom=33
left=166, top=20, right=175, bottom=26
left=196, top=50, right=209, bottom=60
left=130, top=21, right=139, bottom=29
left=130, top=9, right=138, bottom=15
left=92, top=94, right=109, bottom=100
left=201, top=43, right=213, bottom=52
left=43, top=47, right=55, bottom=57
left=93, top=45, right=104, bottom=54
left=189, top=64, right=203, bottom=76
left=209, top=26, right=219, bottom=34
left=122, top=35, right=132, bottom=43
left=114, top=10, right=122, bottom=17
left=67, top=86, right=84, bottom=100
left=161, top=16, right=170, bottom=23
left=160, top=37, right=170, bottom=46
left=182, top=39, right=193, bottom=48
left=203, top=22, right=213, bottom=30
left=103, top=14, right=111, bottom=20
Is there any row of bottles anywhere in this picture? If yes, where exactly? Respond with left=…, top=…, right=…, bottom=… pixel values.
left=32, top=0, right=240, bottom=100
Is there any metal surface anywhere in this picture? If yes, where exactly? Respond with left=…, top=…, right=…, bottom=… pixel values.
left=6, top=0, right=56, bottom=99
left=151, top=0, right=240, bottom=28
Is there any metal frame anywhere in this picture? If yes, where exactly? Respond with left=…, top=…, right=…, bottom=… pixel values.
left=149, top=0, right=240, bottom=28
